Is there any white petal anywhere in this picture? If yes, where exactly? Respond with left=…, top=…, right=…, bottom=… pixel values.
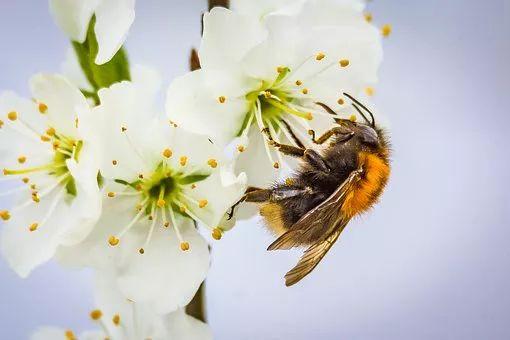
left=200, top=7, right=267, bottom=69
left=94, top=0, right=135, bottom=64
left=49, top=0, right=100, bottom=42
left=29, top=74, right=89, bottom=138
left=61, top=48, right=94, bottom=91
left=231, top=0, right=304, bottom=19
left=166, top=69, right=257, bottom=146
left=163, top=309, right=213, bottom=340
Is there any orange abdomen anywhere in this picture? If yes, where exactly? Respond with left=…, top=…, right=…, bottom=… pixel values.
left=341, top=151, right=390, bottom=218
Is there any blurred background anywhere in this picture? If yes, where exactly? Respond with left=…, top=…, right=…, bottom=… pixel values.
left=0, top=0, right=509, bottom=339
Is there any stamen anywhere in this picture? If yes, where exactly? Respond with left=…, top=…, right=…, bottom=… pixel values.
left=364, top=12, right=373, bottom=22
left=349, top=115, right=357, bottom=122
left=107, top=192, right=116, bottom=198
left=179, top=156, right=188, bottom=166
left=17, top=156, right=26, bottom=164
left=108, top=236, right=120, bottom=246
left=162, top=148, right=173, bottom=158
left=198, top=199, right=208, bottom=208
left=315, top=52, right=326, bottom=61
left=237, top=145, right=245, bottom=152
left=46, top=127, right=56, bottom=136
left=218, top=96, right=226, bottom=104
left=168, top=206, right=188, bottom=251
left=7, top=111, right=17, bottom=121
left=339, top=59, right=350, bottom=67
left=38, top=103, right=48, bottom=114
left=301, top=88, right=309, bottom=95
left=0, top=119, right=4, bottom=128
left=254, top=99, right=276, bottom=165
left=337, top=98, right=345, bottom=105
left=29, top=223, right=38, bottom=232
left=140, top=203, right=158, bottom=254
left=180, top=242, right=190, bottom=251
left=295, top=80, right=302, bottom=86
left=112, top=314, right=121, bottom=326
left=365, top=87, right=375, bottom=96
left=64, top=330, right=76, bottom=340
left=112, top=160, right=118, bottom=166
left=157, top=185, right=166, bottom=208
left=207, top=159, right=218, bottom=168
left=0, top=210, right=10, bottom=221
left=212, top=227, right=223, bottom=240
left=116, top=199, right=148, bottom=239
left=267, top=122, right=285, bottom=168
left=265, top=98, right=312, bottom=120
left=382, top=24, right=392, bottom=37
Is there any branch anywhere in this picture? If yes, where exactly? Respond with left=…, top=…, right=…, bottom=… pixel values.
left=208, top=0, right=229, bottom=10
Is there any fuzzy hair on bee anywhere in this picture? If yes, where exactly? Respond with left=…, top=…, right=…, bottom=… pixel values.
left=229, top=93, right=391, bottom=286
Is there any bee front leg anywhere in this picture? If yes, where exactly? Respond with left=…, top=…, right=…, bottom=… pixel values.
left=308, top=126, right=354, bottom=144
left=271, top=142, right=330, bottom=173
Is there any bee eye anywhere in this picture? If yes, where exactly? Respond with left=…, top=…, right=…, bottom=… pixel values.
left=360, top=126, right=379, bottom=146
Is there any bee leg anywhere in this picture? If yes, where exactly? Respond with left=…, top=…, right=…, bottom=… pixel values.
left=308, top=126, right=354, bottom=144
left=271, top=142, right=330, bottom=173
left=227, top=187, right=269, bottom=220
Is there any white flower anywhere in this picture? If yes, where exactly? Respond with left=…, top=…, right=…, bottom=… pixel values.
left=31, top=274, right=212, bottom=340
left=166, top=3, right=383, bottom=187
left=49, top=0, right=136, bottom=64
left=230, top=0, right=305, bottom=20
left=0, top=74, right=101, bottom=277
left=57, top=77, right=246, bottom=313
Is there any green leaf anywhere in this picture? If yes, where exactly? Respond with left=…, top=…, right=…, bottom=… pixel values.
left=72, top=15, right=131, bottom=97
left=66, top=178, right=77, bottom=196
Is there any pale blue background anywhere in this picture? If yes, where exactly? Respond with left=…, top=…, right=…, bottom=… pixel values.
left=1, top=0, right=509, bottom=339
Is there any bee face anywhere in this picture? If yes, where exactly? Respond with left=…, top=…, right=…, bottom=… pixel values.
left=337, top=119, right=380, bottom=148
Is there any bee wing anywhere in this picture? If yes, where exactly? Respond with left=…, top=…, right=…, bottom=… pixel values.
left=267, top=168, right=363, bottom=251
left=284, top=220, right=348, bottom=286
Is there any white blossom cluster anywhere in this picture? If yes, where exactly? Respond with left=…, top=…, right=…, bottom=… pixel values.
left=0, top=0, right=388, bottom=338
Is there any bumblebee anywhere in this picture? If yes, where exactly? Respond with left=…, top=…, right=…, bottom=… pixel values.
left=230, top=93, right=391, bottom=286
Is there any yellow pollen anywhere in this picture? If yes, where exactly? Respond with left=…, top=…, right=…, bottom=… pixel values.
left=64, top=330, right=76, bottom=340
left=237, top=145, right=245, bottom=152
left=349, top=115, right=357, bottom=122
left=107, top=192, right=115, bottom=198
left=382, top=24, right=392, bottom=37
left=273, top=162, right=280, bottom=169
left=198, top=199, right=208, bottom=208
left=108, top=236, right=120, bottom=246
left=163, top=148, right=173, bottom=158
left=264, top=91, right=272, bottom=99
left=212, top=228, right=222, bottom=240
left=316, top=52, right=326, bottom=61
left=139, top=248, right=145, bottom=254
left=207, top=159, right=218, bottom=168
left=38, top=103, right=48, bottom=113
left=306, top=112, right=313, bottom=120
left=337, top=98, right=345, bottom=105
left=295, top=80, right=302, bottom=86
left=32, top=194, right=40, bottom=203
left=365, top=87, right=375, bottom=96
left=22, top=177, right=29, bottom=184
left=339, top=59, right=350, bottom=67
left=180, top=242, right=190, bottom=251
left=0, top=120, right=4, bottom=128
left=364, top=12, right=373, bottom=22
left=157, top=199, right=166, bottom=208
left=285, top=178, right=295, bottom=186
left=30, top=184, right=36, bottom=190
left=0, top=210, right=11, bottom=221
left=302, top=88, right=309, bottom=95
left=191, top=184, right=197, bottom=189
left=135, top=184, right=143, bottom=191
left=46, top=127, right=56, bottom=136
left=112, top=160, right=118, bottom=166
left=180, top=205, right=187, bottom=213
left=277, top=66, right=286, bottom=74
left=7, top=111, right=17, bottom=121
left=164, top=221, right=170, bottom=228
left=90, top=309, right=103, bottom=320
left=112, top=314, right=121, bottom=326
left=40, top=135, right=51, bottom=142
left=17, top=156, right=26, bottom=164
left=218, top=96, right=226, bottom=104
left=29, top=223, right=38, bottom=232
left=179, top=156, right=188, bottom=166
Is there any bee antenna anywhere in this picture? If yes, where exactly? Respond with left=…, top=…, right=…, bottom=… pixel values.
left=343, top=92, right=376, bottom=127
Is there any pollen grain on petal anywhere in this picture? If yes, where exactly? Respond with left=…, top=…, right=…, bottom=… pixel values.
left=273, top=162, right=280, bottom=169
left=0, top=119, right=4, bottom=128
left=40, top=135, right=51, bottom=142
left=22, top=177, right=30, bottom=184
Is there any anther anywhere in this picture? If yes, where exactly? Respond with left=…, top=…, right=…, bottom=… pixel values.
left=138, top=174, right=144, bottom=179
left=337, top=98, right=345, bottom=105
left=32, top=194, right=40, bottom=203
left=302, top=88, right=309, bottom=95
left=40, top=135, right=51, bottom=142
left=107, top=192, right=115, bottom=198
left=382, top=24, right=392, bottom=37
left=108, top=236, right=120, bottom=246
left=46, top=127, right=56, bottom=136
left=30, top=184, right=36, bottom=190
left=180, top=242, right=190, bottom=251
left=295, top=80, right=302, bottom=86
left=139, top=248, right=145, bottom=254
left=364, top=12, right=373, bottom=22
left=0, top=210, right=11, bottom=221
left=349, top=115, right=357, bottom=122
left=121, top=126, right=127, bottom=132
left=112, top=314, right=121, bottom=326
left=163, top=148, right=173, bottom=158
left=164, top=222, right=170, bottom=228
left=264, top=91, right=272, bottom=99
left=0, top=120, right=3, bottom=128
left=277, top=66, right=286, bottom=74
left=218, top=96, right=226, bottom=104
left=273, top=162, right=280, bottom=169
left=112, top=160, right=118, bottom=165
left=17, top=156, right=26, bottom=164
left=212, top=228, right=223, bottom=240
left=7, top=111, right=17, bottom=121
left=237, top=145, right=245, bottom=152
left=207, top=159, right=218, bottom=168
left=135, top=184, right=143, bottom=191
left=191, top=184, right=197, bottom=189
left=64, top=330, right=76, bottom=340
left=306, top=113, right=313, bottom=120
left=339, top=59, right=350, bottom=67
left=52, top=141, right=60, bottom=150
left=38, top=103, right=48, bottom=114
left=22, top=177, right=29, bottom=184
left=157, top=199, right=166, bottom=208
left=316, top=52, right=326, bottom=61
left=179, top=156, right=188, bottom=166
left=90, top=309, right=103, bottom=320
left=198, top=199, right=208, bottom=208
left=180, top=205, right=187, bottom=213
left=285, top=178, right=295, bottom=186
left=29, top=223, right=38, bottom=232
left=365, top=87, right=375, bottom=96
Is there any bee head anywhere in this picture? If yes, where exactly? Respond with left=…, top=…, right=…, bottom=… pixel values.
left=337, top=119, right=380, bottom=147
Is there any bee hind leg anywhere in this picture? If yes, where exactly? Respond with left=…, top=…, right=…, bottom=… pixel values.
left=273, top=143, right=330, bottom=173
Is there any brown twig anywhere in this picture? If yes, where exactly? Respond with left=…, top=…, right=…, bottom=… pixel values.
left=208, top=0, right=230, bottom=10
